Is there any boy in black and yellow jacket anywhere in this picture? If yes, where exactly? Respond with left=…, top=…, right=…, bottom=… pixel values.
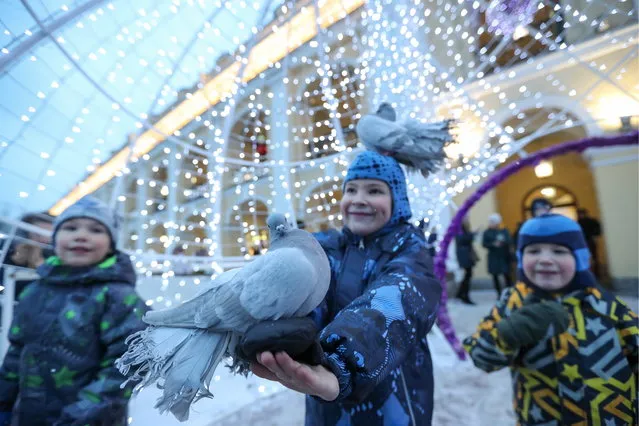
left=464, top=214, right=637, bottom=425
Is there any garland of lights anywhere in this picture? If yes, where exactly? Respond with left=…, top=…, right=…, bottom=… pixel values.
left=3, top=0, right=635, bottom=263
left=1, top=1, right=638, bottom=423
left=433, top=131, right=639, bottom=360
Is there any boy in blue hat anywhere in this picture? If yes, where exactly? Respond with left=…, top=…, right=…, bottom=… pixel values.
left=241, top=104, right=450, bottom=425
left=247, top=150, right=443, bottom=425
left=0, top=196, right=147, bottom=426
left=464, top=213, right=637, bottom=425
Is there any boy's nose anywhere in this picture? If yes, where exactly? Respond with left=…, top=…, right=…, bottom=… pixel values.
left=352, top=193, right=367, bottom=204
left=72, top=231, right=88, bottom=241
left=538, top=253, right=554, bottom=263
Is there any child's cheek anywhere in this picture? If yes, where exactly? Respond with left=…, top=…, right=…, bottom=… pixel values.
left=561, top=259, right=577, bottom=284
left=521, top=255, right=535, bottom=280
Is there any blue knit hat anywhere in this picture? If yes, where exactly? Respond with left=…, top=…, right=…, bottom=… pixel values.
left=517, top=213, right=596, bottom=291
left=344, top=150, right=412, bottom=230
left=53, top=196, right=119, bottom=249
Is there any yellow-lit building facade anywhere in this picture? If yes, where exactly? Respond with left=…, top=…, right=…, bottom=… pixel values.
left=55, top=1, right=638, bottom=287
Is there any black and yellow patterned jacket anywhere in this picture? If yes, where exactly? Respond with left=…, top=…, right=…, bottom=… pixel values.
left=464, top=282, right=638, bottom=426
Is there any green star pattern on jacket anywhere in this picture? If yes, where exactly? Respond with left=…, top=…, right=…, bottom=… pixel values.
left=25, top=375, right=43, bottom=388
left=0, top=251, right=147, bottom=425
left=123, top=293, right=138, bottom=307
left=95, top=287, right=108, bottom=303
left=53, top=366, right=77, bottom=388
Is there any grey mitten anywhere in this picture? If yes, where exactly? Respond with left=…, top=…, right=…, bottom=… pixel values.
left=496, top=299, right=570, bottom=349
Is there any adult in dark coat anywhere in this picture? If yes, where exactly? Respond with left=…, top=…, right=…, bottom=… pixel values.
left=455, top=222, right=478, bottom=304
left=530, top=197, right=552, bottom=218
left=482, top=213, right=513, bottom=296
left=577, top=208, right=602, bottom=278
left=0, top=212, right=54, bottom=300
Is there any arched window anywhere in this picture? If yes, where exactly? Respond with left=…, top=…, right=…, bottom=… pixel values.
left=291, top=64, right=363, bottom=160
left=303, top=179, right=343, bottom=232
left=221, top=199, right=270, bottom=257
left=221, top=109, right=271, bottom=191
left=149, top=223, right=168, bottom=254
left=228, top=109, right=270, bottom=163
left=183, top=213, right=209, bottom=254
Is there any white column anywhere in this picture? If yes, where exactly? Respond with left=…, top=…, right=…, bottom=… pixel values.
left=117, top=177, right=130, bottom=249
left=166, top=143, right=182, bottom=252
left=135, top=161, right=150, bottom=252
left=366, top=0, right=426, bottom=113
left=206, top=115, right=223, bottom=258
left=269, top=77, right=297, bottom=224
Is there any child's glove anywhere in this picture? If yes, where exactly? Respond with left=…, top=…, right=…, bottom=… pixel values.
left=236, top=317, right=325, bottom=366
left=496, top=298, right=570, bottom=349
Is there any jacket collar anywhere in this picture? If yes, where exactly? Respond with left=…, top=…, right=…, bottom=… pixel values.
left=340, top=222, right=416, bottom=253
left=36, top=251, right=136, bottom=287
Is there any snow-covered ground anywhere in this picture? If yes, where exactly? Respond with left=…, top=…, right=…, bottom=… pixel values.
left=128, top=290, right=638, bottom=426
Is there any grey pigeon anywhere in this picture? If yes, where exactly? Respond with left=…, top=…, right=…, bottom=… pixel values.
left=116, top=213, right=330, bottom=422
left=356, top=103, right=454, bottom=177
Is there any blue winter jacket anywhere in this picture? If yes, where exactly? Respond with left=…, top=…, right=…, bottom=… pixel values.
left=306, top=223, right=441, bottom=426
left=0, top=252, right=147, bottom=426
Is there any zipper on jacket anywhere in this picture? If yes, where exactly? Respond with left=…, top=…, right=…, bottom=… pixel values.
left=399, top=367, right=417, bottom=426
left=358, top=239, right=365, bottom=250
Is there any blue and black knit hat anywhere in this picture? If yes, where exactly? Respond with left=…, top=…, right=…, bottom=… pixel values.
left=53, top=196, right=120, bottom=250
left=344, top=150, right=412, bottom=230
left=516, top=213, right=596, bottom=291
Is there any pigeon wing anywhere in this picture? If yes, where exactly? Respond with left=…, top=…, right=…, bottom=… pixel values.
left=239, top=247, right=317, bottom=321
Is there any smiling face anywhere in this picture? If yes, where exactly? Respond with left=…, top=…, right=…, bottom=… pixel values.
left=522, top=243, right=576, bottom=291
left=340, top=179, right=392, bottom=237
left=55, top=218, right=112, bottom=267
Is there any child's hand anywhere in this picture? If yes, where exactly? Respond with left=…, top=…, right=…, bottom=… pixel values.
left=251, top=351, right=339, bottom=402
left=496, top=299, right=570, bottom=349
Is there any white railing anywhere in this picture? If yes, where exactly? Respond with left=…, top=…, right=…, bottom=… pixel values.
left=1, top=266, right=39, bottom=360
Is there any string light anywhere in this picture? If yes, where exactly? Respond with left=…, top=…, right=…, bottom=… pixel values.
left=86, top=0, right=635, bottom=271
left=1, top=0, right=638, bottom=418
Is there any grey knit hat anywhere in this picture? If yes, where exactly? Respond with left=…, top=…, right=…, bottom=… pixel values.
left=52, top=196, right=119, bottom=249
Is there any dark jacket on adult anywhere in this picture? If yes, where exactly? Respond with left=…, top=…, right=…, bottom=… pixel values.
left=0, top=252, right=147, bottom=426
left=306, top=223, right=441, bottom=426
left=482, top=228, right=511, bottom=275
left=455, top=230, right=477, bottom=269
